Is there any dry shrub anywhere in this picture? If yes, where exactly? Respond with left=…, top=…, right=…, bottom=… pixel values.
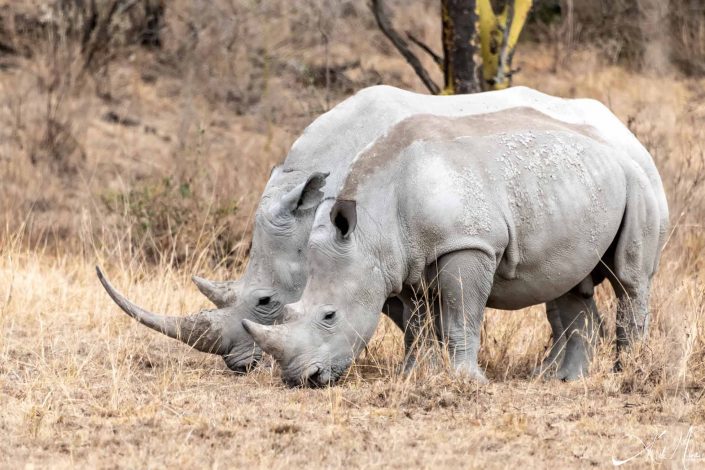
left=1, top=1, right=164, bottom=199
left=668, top=0, right=705, bottom=75
left=100, top=175, right=240, bottom=267
left=529, top=0, right=705, bottom=75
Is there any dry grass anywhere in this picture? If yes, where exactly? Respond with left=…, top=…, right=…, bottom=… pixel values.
left=2, top=1, right=705, bottom=468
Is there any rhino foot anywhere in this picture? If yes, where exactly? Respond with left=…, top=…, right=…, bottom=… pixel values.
left=399, top=355, right=418, bottom=376
left=551, top=292, right=600, bottom=381
left=530, top=347, right=565, bottom=378
left=396, top=352, right=437, bottom=376
left=556, top=362, right=589, bottom=381
left=392, top=357, right=415, bottom=376
left=531, top=360, right=560, bottom=379
left=453, top=363, right=489, bottom=384
left=555, top=340, right=590, bottom=381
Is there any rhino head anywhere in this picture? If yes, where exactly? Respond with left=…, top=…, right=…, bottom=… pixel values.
left=98, top=171, right=329, bottom=373
left=243, top=199, right=390, bottom=387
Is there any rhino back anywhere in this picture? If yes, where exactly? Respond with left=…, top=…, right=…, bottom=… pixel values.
left=261, top=85, right=622, bottom=205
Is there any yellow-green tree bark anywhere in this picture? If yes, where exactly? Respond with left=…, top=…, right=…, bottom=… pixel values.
left=477, top=0, right=532, bottom=90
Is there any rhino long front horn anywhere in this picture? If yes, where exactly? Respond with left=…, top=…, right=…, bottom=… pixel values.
left=242, top=319, right=289, bottom=361
left=191, top=275, right=237, bottom=308
left=97, top=266, right=231, bottom=355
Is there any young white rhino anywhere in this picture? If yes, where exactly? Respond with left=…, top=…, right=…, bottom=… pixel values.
left=243, top=107, right=669, bottom=387
left=98, top=85, right=664, bottom=375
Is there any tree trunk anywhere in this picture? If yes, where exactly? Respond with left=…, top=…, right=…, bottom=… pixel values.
left=441, top=0, right=480, bottom=94
left=141, top=0, right=164, bottom=48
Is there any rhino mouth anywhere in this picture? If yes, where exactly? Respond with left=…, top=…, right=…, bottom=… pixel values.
left=283, top=362, right=350, bottom=388
left=284, top=367, right=332, bottom=388
left=223, top=354, right=261, bottom=374
left=305, top=367, right=333, bottom=388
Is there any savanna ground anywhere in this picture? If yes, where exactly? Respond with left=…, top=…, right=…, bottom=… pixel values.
left=2, top=1, right=705, bottom=468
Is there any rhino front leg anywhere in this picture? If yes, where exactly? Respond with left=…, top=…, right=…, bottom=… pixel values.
left=555, top=292, right=602, bottom=381
left=382, top=296, right=405, bottom=331
left=433, top=250, right=495, bottom=383
left=383, top=295, right=420, bottom=374
left=531, top=301, right=566, bottom=377
left=386, top=287, right=435, bottom=374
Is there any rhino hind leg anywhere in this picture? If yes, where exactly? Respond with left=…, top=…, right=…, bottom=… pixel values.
left=531, top=301, right=566, bottom=377
left=608, top=172, right=662, bottom=366
left=534, top=276, right=605, bottom=379
left=554, top=292, right=602, bottom=381
left=432, top=250, right=495, bottom=383
left=609, top=268, right=653, bottom=372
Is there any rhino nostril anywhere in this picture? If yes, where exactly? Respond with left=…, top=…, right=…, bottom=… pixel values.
left=306, top=368, right=323, bottom=388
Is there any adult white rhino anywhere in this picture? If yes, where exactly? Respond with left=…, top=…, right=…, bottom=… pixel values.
left=243, top=106, right=669, bottom=387
left=98, top=85, right=667, bottom=377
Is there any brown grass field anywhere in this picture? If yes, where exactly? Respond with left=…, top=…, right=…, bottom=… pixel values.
left=1, top=1, right=705, bottom=468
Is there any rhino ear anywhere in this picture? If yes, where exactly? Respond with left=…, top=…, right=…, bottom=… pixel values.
left=330, top=199, right=357, bottom=239
left=278, top=172, right=329, bottom=214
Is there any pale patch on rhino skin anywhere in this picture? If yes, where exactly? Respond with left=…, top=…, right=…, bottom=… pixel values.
left=338, top=107, right=605, bottom=202
left=246, top=107, right=668, bottom=387
left=99, top=85, right=668, bottom=377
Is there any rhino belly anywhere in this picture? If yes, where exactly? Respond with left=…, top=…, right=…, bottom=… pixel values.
left=486, top=153, right=628, bottom=310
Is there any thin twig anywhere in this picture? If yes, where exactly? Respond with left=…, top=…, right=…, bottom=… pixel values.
left=405, top=31, right=443, bottom=67
left=369, top=0, right=440, bottom=94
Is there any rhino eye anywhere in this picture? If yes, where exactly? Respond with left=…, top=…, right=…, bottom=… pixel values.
left=323, top=311, right=336, bottom=321
left=257, top=296, right=271, bottom=306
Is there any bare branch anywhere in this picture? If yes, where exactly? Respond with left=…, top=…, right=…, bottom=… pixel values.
left=405, top=32, right=443, bottom=67
left=369, top=0, right=440, bottom=95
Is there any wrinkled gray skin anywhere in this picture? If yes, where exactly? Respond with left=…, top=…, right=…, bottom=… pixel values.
left=244, top=106, right=669, bottom=387
left=98, top=85, right=665, bottom=376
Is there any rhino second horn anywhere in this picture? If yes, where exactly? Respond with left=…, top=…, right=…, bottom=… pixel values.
left=96, top=266, right=230, bottom=356
left=242, top=319, right=289, bottom=361
left=191, top=275, right=237, bottom=308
